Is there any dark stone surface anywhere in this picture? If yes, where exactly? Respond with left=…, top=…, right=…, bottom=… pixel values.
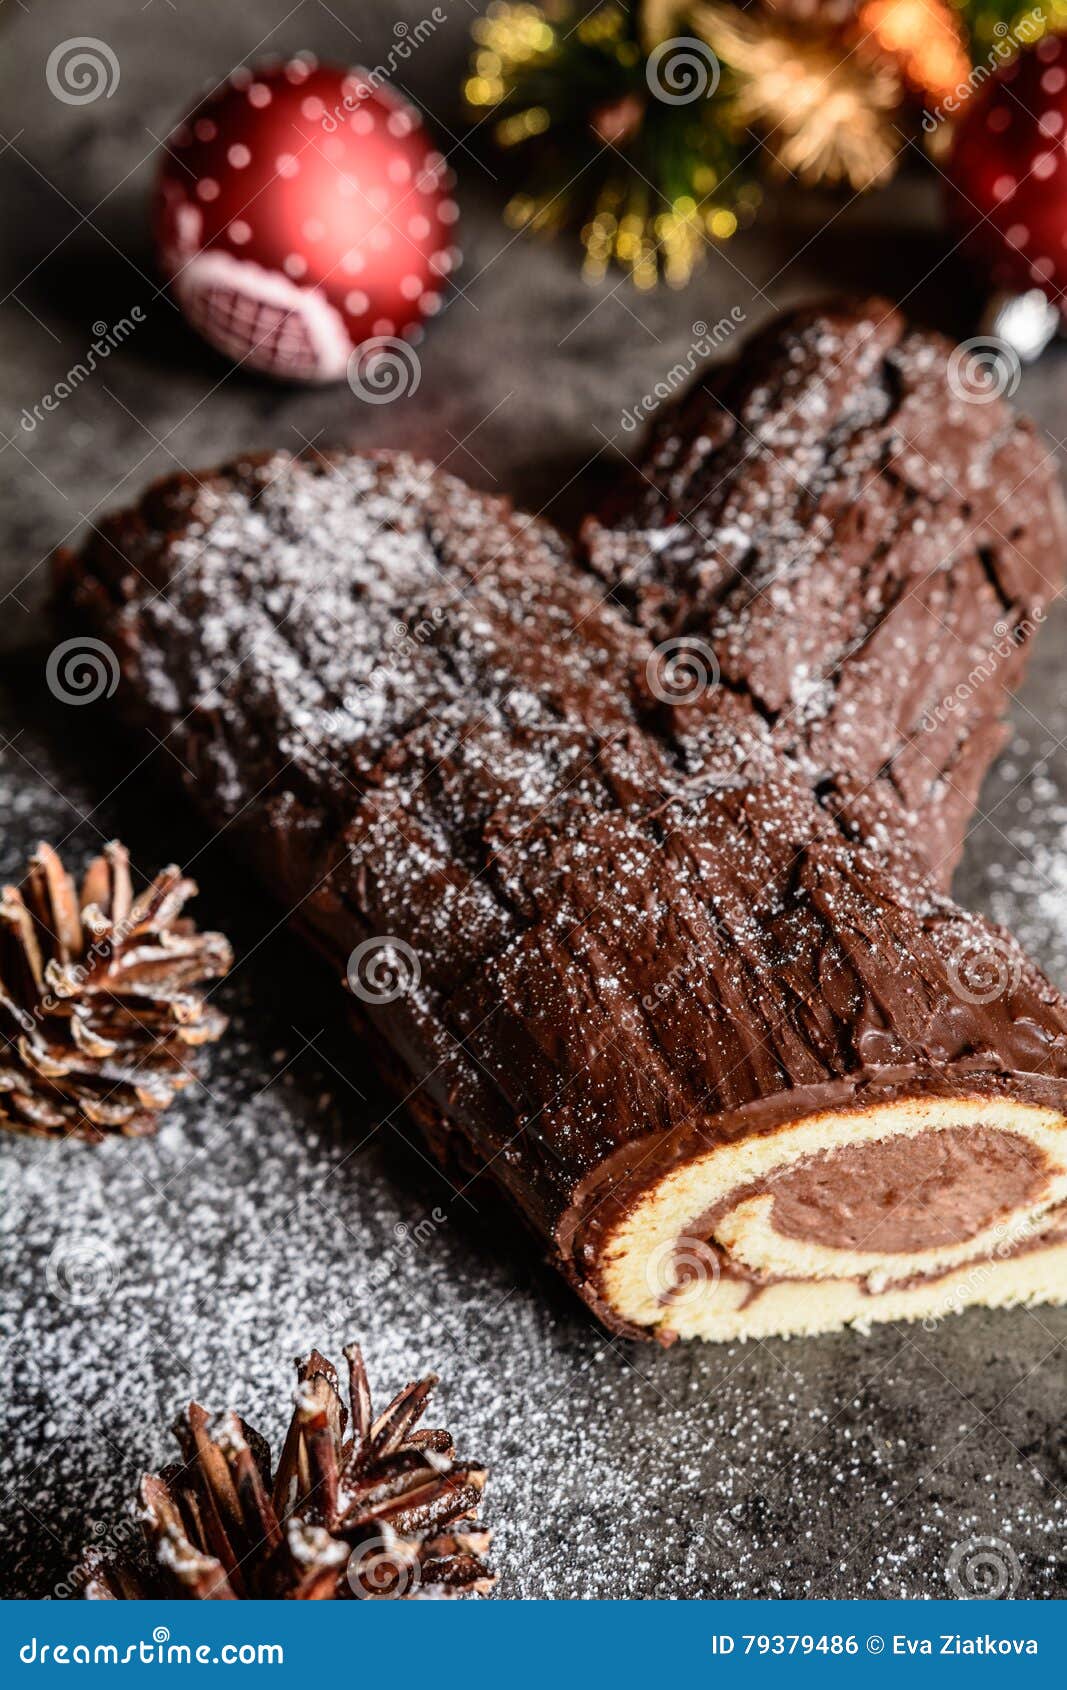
left=1, top=0, right=1065, bottom=1601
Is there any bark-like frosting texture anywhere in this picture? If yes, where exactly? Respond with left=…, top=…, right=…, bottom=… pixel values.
left=585, top=300, right=1067, bottom=884
left=56, top=302, right=1067, bottom=1342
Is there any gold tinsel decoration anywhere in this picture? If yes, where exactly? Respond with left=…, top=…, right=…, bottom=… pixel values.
left=466, top=2, right=756, bottom=289
left=857, top=0, right=972, bottom=104
left=466, top=2, right=557, bottom=120
left=691, top=2, right=904, bottom=189
left=466, top=0, right=990, bottom=283
left=638, top=0, right=692, bottom=45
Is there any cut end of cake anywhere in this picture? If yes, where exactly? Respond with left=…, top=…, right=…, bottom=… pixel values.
left=595, top=1096, right=1067, bottom=1342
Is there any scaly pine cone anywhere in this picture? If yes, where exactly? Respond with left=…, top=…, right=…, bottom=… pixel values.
left=0, top=841, right=231, bottom=1141
left=81, top=1344, right=494, bottom=1599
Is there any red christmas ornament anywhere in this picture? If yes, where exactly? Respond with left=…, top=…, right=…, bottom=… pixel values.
left=945, top=33, right=1067, bottom=308
left=155, top=56, right=460, bottom=382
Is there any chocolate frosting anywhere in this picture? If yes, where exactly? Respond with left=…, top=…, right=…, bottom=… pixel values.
left=584, top=299, right=1067, bottom=887
left=55, top=300, right=1067, bottom=1338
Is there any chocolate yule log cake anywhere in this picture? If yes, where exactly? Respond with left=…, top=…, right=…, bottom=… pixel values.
left=584, top=302, right=1065, bottom=887
left=56, top=301, right=1067, bottom=1342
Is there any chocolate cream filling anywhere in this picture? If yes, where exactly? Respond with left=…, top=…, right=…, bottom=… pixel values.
left=766, top=1124, right=1051, bottom=1253
left=681, top=1124, right=1052, bottom=1273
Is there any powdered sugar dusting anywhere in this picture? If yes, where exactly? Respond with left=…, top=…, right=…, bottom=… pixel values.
left=983, top=759, right=1067, bottom=987
left=1, top=695, right=1064, bottom=1599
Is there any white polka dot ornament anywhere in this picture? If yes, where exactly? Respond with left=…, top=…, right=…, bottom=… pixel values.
left=945, top=32, right=1067, bottom=325
left=154, top=56, right=460, bottom=382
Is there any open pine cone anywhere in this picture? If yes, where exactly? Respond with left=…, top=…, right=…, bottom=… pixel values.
left=0, top=841, right=231, bottom=1141
left=82, top=1344, right=494, bottom=1599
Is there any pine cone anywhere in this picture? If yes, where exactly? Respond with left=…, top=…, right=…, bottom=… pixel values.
left=0, top=841, right=231, bottom=1141
left=81, top=1345, right=494, bottom=1599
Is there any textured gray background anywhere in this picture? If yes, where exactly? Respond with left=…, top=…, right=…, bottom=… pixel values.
left=2, top=0, right=1066, bottom=1601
